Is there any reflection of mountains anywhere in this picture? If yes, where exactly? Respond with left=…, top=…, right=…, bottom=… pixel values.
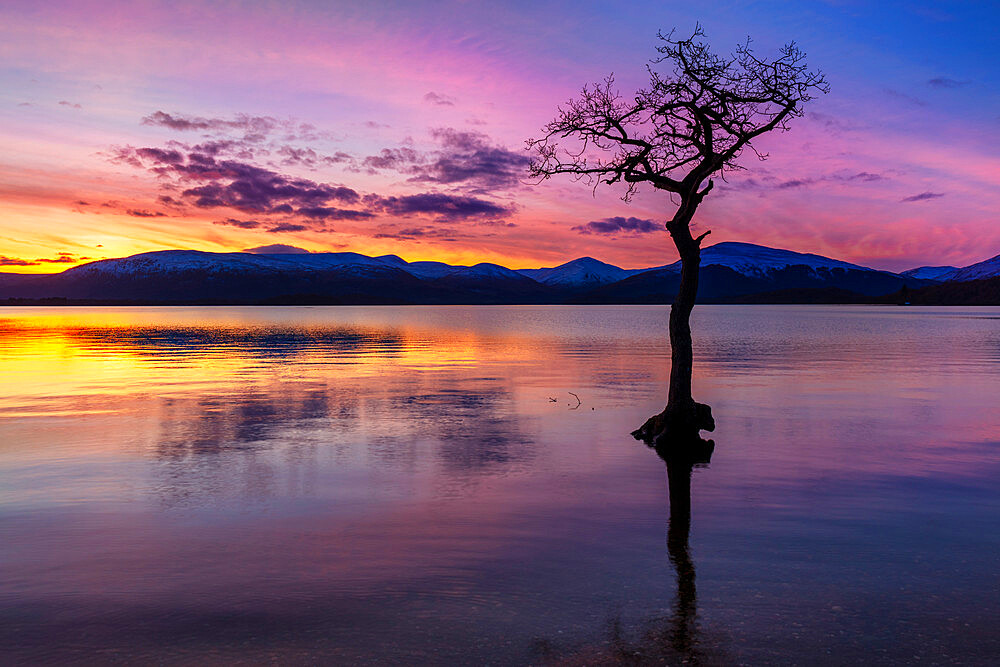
left=63, top=324, right=411, bottom=360
left=50, top=324, right=539, bottom=505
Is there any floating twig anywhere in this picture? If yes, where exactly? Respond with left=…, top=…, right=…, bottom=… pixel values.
left=568, top=392, right=582, bottom=410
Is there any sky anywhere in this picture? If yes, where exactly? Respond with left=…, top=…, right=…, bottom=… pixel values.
left=1, top=0, right=997, bottom=273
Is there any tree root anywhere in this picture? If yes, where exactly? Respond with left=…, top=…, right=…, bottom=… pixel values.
left=631, top=401, right=715, bottom=449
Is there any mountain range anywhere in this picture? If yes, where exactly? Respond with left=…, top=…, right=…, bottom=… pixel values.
left=2, top=241, right=999, bottom=305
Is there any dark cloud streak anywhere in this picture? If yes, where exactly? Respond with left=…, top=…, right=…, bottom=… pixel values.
left=243, top=244, right=311, bottom=254
left=928, top=77, right=968, bottom=89
left=901, top=192, right=945, bottom=202
left=572, top=217, right=661, bottom=236
left=0, top=252, right=79, bottom=266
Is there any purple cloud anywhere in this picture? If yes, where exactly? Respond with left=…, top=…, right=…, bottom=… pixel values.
left=141, top=111, right=331, bottom=146
left=142, top=111, right=279, bottom=138
left=884, top=89, right=927, bottom=107
left=214, top=218, right=262, bottom=229
left=928, top=77, right=968, bottom=89
left=727, top=170, right=886, bottom=192
left=277, top=145, right=351, bottom=168
left=36, top=253, right=78, bottom=263
left=116, top=146, right=365, bottom=217
left=297, top=206, right=374, bottom=220
left=424, top=92, right=456, bottom=106
left=126, top=209, right=167, bottom=217
left=572, top=216, right=661, bottom=235
left=841, top=171, right=884, bottom=182
left=265, top=222, right=308, bottom=233
left=0, top=256, right=37, bottom=266
left=216, top=218, right=321, bottom=233
left=373, top=226, right=468, bottom=241
left=115, top=127, right=519, bottom=228
left=901, top=192, right=945, bottom=202
left=410, top=128, right=528, bottom=190
left=0, top=252, right=79, bottom=266
left=243, top=244, right=311, bottom=254
left=361, top=147, right=423, bottom=171
left=361, top=128, right=528, bottom=191
left=776, top=178, right=814, bottom=189
left=367, top=193, right=513, bottom=222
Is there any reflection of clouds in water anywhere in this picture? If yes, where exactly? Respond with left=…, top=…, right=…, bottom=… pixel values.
left=149, top=382, right=533, bottom=508
left=0, top=318, right=539, bottom=507
left=390, top=390, right=533, bottom=470
left=74, top=324, right=537, bottom=506
left=155, top=387, right=345, bottom=457
left=4, top=307, right=1000, bottom=663
left=150, top=388, right=340, bottom=508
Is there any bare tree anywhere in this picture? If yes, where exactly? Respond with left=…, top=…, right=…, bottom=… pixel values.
left=527, top=25, right=828, bottom=445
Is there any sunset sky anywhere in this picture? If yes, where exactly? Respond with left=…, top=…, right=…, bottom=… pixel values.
left=1, top=0, right=997, bottom=273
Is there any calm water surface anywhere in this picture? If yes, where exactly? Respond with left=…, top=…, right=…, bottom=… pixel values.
left=1, top=305, right=998, bottom=664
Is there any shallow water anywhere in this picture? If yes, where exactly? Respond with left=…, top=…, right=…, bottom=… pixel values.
left=1, top=305, right=998, bottom=664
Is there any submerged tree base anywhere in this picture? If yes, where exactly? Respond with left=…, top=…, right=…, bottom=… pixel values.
left=631, top=401, right=715, bottom=448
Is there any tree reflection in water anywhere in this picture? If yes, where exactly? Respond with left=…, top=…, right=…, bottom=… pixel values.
left=605, top=439, right=717, bottom=664
left=540, top=437, right=719, bottom=665
left=655, top=437, right=715, bottom=661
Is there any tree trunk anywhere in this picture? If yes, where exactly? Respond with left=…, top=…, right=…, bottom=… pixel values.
left=632, top=200, right=715, bottom=445
left=667, top=237, right=699, bottom=408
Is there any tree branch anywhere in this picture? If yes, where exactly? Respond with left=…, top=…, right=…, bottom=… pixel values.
left=527, top=26, right=827, bottom=210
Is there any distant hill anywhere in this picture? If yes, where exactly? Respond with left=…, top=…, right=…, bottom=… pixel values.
left=942, top=253, right=1000, bottom=283
left=571, top=262, right=922, bottom=304
left=900, top=252, right=1000, bottom=284
left=901, top=265, right=960, bottom=281
left=881, top=277, right=1000, bottom=306
left=670, top=241, right=874, bottom=276
left=0, top=241, right=987, bottom=305
left=517, top=257, right=640, bottom=288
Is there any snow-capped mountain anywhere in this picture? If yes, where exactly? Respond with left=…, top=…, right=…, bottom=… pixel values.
left=66, top=249, right=394, bottom=278
left=943, top=253, right=1000, bottom=282
left=66, top=250, right=267, bottom=278
left=443, top=263, right=532, bottom=281
left=517, top=257, right=640, bottom=288
left=664, top=242, right=874, bottom=277
left=0, top=241, right=972, bottom=304
left=900, top=265, right=959, bottom=281
left=382, top=258, right=460, bottom=279
left=900, top=253, right=1000, bottom=283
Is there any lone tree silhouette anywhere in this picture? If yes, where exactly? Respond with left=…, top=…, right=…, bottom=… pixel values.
left=528, top=25, right=827, bottom=445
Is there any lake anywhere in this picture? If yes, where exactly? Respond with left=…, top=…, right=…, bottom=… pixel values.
left=1, top=305, right=998, bottom=664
